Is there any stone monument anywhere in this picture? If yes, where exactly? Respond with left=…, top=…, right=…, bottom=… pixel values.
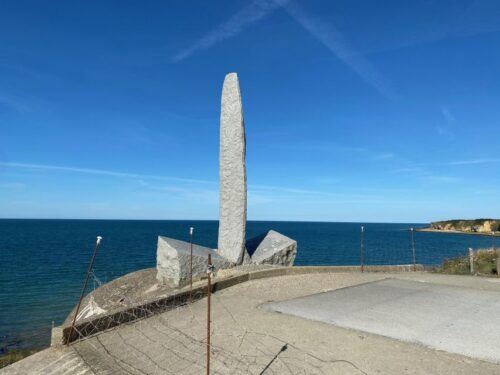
left=156, top=73, right=297, bottom=287
left=218, top=73, right=247, bottom=264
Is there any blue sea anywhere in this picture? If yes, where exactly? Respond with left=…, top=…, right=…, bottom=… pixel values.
left=0, top=219, right=496, bottom=351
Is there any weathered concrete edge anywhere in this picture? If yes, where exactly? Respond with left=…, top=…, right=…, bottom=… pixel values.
left=53, top=264, right=423, bottom=346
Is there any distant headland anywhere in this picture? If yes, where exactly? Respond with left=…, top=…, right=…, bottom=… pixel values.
left=418, top=219, right=500, bottom=237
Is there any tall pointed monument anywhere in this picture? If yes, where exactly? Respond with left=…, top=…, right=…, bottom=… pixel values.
left=156, top=73, right=297, bottom=287
left=217, top=73, right=247, bottom=264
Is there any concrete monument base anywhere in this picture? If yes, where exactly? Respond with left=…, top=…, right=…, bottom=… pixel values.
left=156, top=236, right=234, bottom=287
left=245, top=230, right=297, bottom=266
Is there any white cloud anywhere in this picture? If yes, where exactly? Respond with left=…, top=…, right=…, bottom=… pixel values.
left=173, top=0, right=396, bottom=99
left=282, top=1, right=396, bottom=100
left=420, top=175, right=460, bottom=184
left=374, top=153, right=395, bottom=160
left=0, top=182, right=26, bottom=189
left=445, top=159, right=500, bottom=166
left=172, top=0, right=288, bottom=62
left=0, top=94, right=30, bottom=113
left=0, top=161, right=352, bottom=198
left=391, top=167, right=423, bottom=174
left=441, top=106, right=456, bottom=123
left=0, top=162, right=214, bottom=185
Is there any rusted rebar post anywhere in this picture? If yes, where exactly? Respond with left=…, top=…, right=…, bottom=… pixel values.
left=410, top=228, right=416, bottom=271
left=360, top=226, right=365, bottom=273
left=189, top=227, right=194, bottom=302
left=67, top=236, right=102, bottom=344
left=206, top=254, right=213, bottom=375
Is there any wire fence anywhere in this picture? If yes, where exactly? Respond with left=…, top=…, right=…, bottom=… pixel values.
left=56, top=229, right=498, bottom=373
left=2, top=226, right=499, bottom=373
left=61, top=252, right=350, bottom=374
left=439, top=245, right=499, bottom=276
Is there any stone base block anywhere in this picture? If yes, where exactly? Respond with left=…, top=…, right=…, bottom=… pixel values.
left=245, top=230, right=297, bottom=266
left=156, top=236, right=234, bottom=287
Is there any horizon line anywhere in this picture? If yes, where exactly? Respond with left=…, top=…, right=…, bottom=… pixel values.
left=0, top=217, right=429, bottom=225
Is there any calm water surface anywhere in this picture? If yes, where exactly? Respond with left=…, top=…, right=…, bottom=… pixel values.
left=0, top=219, right=495, bottom=350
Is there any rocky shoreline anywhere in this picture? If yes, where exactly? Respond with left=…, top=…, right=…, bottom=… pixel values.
left=418, top=218, right=500, bottom=237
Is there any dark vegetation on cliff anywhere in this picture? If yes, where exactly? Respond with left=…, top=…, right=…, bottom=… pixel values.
left=437, top=248, right=498, bottom=276
left=430, top=219, right=499, bottom=233
left=0, top=349, right=40, bottom=369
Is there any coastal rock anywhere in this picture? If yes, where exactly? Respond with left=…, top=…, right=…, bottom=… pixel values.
left=430, top=219, right=499, bottom=234
left=218, top=72, right=247, bottom=264
left=245, top=230, right=297, bottom=266
left=156, top=236, right=233, bottom=287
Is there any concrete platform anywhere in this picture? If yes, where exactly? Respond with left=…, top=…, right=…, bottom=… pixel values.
left=3, top=272, right=500, bottom=374
left=266, top=278, right=500, bottom=364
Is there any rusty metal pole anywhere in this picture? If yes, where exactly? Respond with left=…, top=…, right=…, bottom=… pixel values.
left=360, top=226, right=364, bottom=273
left=67, top=236, right=102, bottom=344
left=411, top=228, right=416, bottom=271
left=189, top=227, right=194, bottom=302
left=206, top=254, right=213, bottom=375
left=469, top=248, right=474, bottom=274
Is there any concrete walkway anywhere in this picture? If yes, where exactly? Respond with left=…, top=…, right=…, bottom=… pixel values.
left=266, top=278, right=500, bottom=364
left=3, top=272, right=500, bottom=374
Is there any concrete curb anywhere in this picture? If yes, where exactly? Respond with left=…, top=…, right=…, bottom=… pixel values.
left=54, top=264, right=423, bottom=345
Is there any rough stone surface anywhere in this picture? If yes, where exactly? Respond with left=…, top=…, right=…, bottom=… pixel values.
left=156, top=236, right=233, bottom=287
left=218, top=72, right=247, bottom=264
left=246, top=230, right=297, bottom=266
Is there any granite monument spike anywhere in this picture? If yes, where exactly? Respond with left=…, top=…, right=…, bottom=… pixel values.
left=217, top=73, right=247, bottom=264
left=156, top=73, right=297, bottom=288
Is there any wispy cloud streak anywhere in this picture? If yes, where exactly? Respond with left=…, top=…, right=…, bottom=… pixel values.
left=0, top=182, right=26, bottom=189
left=172, top=0, right=288, bottom=62
left=374, top=153, right=395, bottom=160
left=0, top=94, right=30, bottom=113
left=0, top=162, right=214, bottom=185
left=0, top=161, right=351, bottom=198
left=445, top=158, right=500, bottom=166
left=282, top=1, right=396, bottom=100
left=173, top=0, right=395, bottom=99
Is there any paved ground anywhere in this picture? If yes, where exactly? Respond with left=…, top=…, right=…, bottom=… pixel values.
left=266, top=278, right=500, bottom=364
left=3, top=272, right=500, bottom=374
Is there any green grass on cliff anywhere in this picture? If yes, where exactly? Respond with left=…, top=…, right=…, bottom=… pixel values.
left=0, top=349, right=39, bottom=369
left=438, top=249, right=498, bottom=276
left=431, top=219, right=499, bottom=228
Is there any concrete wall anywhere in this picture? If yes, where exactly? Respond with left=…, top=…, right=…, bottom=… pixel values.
left=54, top=264, right=424, bottom=345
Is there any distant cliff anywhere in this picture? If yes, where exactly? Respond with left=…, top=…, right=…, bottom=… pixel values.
left=430, top=219, right=499, bottom=234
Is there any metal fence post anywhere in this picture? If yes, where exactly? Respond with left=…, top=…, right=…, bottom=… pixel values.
left=189, top=227, right=194, bottom=302
left=496, top=248, right=500, bottom=278
left=469, top=248, right=474, bottom=274
left=67, top=236, right=102, bottom=344
left=411, top=228, right=416, bottom=271
left=206, top=254, right=213, bottom=375
left=360, top=226, right=364, bottom=273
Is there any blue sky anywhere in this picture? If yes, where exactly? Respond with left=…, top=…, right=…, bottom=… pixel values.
left=0, top=0, right=499, bottom=222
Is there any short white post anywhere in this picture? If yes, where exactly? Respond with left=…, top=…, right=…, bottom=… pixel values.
left=469, top=248, right=474, bottom=274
